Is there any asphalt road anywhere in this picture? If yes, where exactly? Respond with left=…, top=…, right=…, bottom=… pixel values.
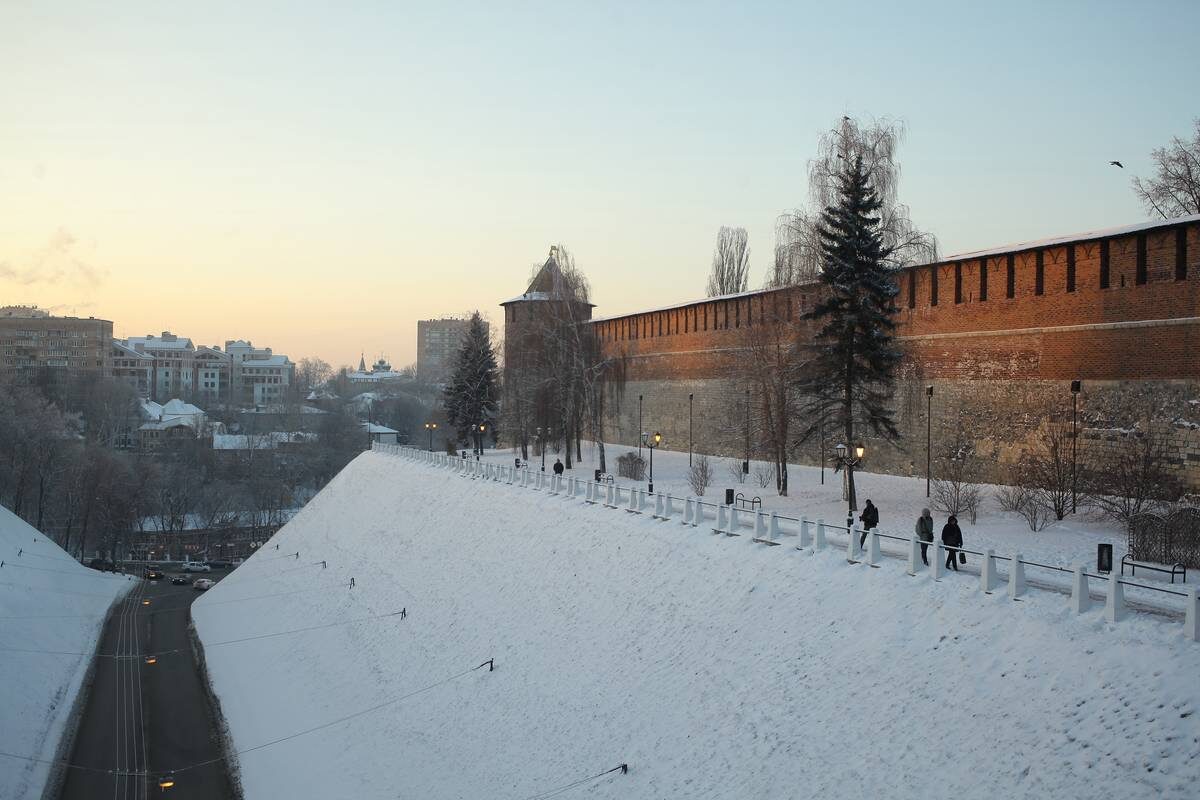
left=59, top=569, right=235, bottom=800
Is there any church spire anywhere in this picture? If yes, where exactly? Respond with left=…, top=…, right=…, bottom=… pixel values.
left=358, top=352, right=366, bottom=372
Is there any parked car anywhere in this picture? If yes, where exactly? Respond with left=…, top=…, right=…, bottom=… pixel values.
left=87, top=558, right=116, bottom=572
left=193, top=578, right=215, bottom=591
left=144, top=567, right=164, bottom=580
left=170, top=575, right=188, bottom=586
left=206, top=560, right=232, bottom=569
left=182, top=562, right=211, bottom=573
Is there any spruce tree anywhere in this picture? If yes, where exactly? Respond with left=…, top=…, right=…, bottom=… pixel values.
left=443, top=312, right=499, bottom=453
left=798, top=155, right=901, bottom=513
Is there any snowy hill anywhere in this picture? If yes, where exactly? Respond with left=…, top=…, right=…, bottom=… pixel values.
left=0, top=506, right=131, bottom=799
left=194, top=451, right=1200, bottom=799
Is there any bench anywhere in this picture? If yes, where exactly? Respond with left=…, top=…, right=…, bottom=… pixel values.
left=1120, top=553, right=1187, bottom=584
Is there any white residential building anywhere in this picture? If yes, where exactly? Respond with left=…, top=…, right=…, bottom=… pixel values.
left=225, top=340, right=295, bottom=405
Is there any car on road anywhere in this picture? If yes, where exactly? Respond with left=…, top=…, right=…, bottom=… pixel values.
left=182, top=561, right=211, bottom=573
left=206, top=560, right=233, bottom=568
left=87, top=558, right=116, bottom=572
left=192, top=578, right=215, bottom=591
left=170, top=575, right=188, bottom=586
left=144, top=567, right=164, bottom=580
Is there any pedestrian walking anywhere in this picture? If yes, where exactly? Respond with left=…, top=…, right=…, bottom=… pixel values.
left=553, top=458, right=564, bottom=476
left=941, top=514, right=963, bottom=571
left=858, top=499, right=879, bottom=548
left=915, top=508, right=934, bottom=566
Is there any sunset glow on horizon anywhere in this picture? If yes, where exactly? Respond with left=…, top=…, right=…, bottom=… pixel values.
left=3, top=1, right=1196, bottom=366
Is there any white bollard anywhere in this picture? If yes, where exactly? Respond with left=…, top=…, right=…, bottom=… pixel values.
left=662, top=495, right=674, bottom=521
left=799, top=517, right=811, bottom=548
left=584, top=481, right=593, bottom=502
left=931, top=540, right=943, bottom=580
left=715, top=504, right=728, bottom=533
left=865, top=529, right=881, bottom=567
left=981, top=550, right=998, bottom=593
left=847, top=524, right=860, bottom=562
left=639, top=489, right=649, bottom=513
left=1070, top=565, right=1091, bottom=614
left=727, top=506, right=741, bottom=535
left=907, top=532, right=922, bottom=576
left=1008, top=554, right=1026, bottom=599
left=768, top=512, right=781, bottom=542
left=814, top=519, right=826, bottom=551
left=754, top=511, right=768, bottom=540
left=627, top=487, right=639, bottom=512
left=682, top=498, right=693, bottom=525
left=1185, top=588, right=1199, bottom=642
left=654, top=493, right=664, bottom=518
left=605, top=484, right=615, bottom=507
left=1105, top=572, right=1126, bottom=623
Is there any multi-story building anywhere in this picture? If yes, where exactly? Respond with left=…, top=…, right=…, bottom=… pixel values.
left=417, top=317, right=484, bottom=382
left=111, top=339, right=154, bottom=398
left=225, top=340, right=294, bottom=406
left=123, top=332, right=197, bottom=401
left=0, top=306, right=113, bottom=395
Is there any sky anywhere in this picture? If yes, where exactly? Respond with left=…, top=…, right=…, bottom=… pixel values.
left=1, top=0, right=1197, bottom=367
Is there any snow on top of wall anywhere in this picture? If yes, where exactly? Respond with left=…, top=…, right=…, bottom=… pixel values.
left=944, top=213, right=1200, bottom=262
left=193, top=452, right=1200, bottom=800
left=0, top=506, right=129, bottom=799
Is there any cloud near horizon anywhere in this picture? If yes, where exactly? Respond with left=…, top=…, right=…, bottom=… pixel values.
left=0, top=228, right=106, bottom=289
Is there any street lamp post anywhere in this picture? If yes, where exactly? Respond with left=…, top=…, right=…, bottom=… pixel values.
left=476, top=423, right=486, bottom=459
left=638, top=395, right=643, bottom=459
left=833, top=442, right=866, bottom=531
left=643, top=431, right=662, bottom=493
left=537, top=426, right=551, bottom=471
left=424, top=421, right=437, bottom=452
left=688, top=393, right=694, bottom=467
left=743, top=389, right=750, bottom=476
left=925, top=385, right=934, bottom=497
left=1071, top=379, right=1081, bottom=514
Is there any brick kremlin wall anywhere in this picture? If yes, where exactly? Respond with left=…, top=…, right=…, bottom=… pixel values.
left=586, top=217, right=1200, bottom=491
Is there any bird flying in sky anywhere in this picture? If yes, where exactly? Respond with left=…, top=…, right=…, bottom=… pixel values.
left=1109, top=160, right=1124, bottom=168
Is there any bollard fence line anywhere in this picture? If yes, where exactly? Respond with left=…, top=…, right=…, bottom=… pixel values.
left=370, top=443, right=1198, bottom=642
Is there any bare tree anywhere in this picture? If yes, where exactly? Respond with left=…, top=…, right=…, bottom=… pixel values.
left=930, top=408, right=982, bottom=523
left=1085, top=425, right=1181, bottom=528
left=295, top=357, right=333, bottom=397
left=771, top=116, right=938, bottom=287
left=706, top=226, right=751, bottom=296
left=997, top=482, right=1051, bottom=532
left=1022, top=426, right=1073, bottom=522
left=1132, top=118, right=1200, bottom=219
left=688, top=454, right=714, bottom=496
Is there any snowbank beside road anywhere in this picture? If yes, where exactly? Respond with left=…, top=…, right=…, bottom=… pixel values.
left=195, top=451, right=1200, bottom=800
left=0, top=506, right=131, bottom=800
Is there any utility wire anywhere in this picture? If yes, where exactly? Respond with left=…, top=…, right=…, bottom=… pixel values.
left=0, top=658, right=493, bottom=779
left=518, top=764, right=629, bottom=800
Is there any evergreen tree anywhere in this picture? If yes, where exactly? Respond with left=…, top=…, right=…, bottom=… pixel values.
left=797, top=155, right=901, bottom=513
left=443, top=312, right=499, bottom=453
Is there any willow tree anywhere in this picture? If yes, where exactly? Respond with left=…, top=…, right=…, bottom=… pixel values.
left=771, top=116, right=937, bottom=287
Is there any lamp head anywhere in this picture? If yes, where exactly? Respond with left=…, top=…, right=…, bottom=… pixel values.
left=855, top=444, right=865, bottom=459
left=653, top=432, right=662, bottom=445
left=834, top=442, right=847, bottom=459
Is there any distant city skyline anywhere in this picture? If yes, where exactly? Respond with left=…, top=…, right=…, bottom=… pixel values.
left=2, top=1, right=1197, bottom=366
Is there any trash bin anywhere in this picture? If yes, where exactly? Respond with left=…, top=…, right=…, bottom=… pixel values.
left=725, top=488, right=735, bottom=505
left=1097, top=543, right=1113, bottom=573
left=594, top=469, right=603, bottom=482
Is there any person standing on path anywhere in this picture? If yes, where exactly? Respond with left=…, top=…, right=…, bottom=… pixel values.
left=941, top=514, right=963, bottom=571
left=858, top=499, right=879, bottom=548
left=915, top=508, right=934, bottom=566
left=553, top=458, right=565, bottom=476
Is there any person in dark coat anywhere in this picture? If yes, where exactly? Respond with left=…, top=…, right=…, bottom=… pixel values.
left=914, top=508, right=934, bottom=566
left=552, top=458, right=564, bottom=476
left=858, top=499, right=879, bottom=548
left=941, top=515, right=963, bottom=571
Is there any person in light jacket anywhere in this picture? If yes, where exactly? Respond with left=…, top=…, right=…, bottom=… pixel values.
left=914, top=508, right=934, bottom=566
left=858, top=499, right=879, bottom=548
left=941, top=514, right=963, bottom=571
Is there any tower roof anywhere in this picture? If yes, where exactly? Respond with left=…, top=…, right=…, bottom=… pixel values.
left=500, top=247, right=595, bottom=307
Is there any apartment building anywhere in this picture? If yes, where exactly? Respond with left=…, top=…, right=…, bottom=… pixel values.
left=0, top=306, right=112, bottom=393
left=416, top=317, right=483, bottom=383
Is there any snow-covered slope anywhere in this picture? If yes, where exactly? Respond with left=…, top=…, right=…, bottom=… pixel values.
left=0, top=506, right=131, bottom=799
left=195, top=451, right=1200, bottom=800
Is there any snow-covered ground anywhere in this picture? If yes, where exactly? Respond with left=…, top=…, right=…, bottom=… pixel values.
left=195, top=450, right=1200, bottom=800
left=0, top=506, right=131, bottom=799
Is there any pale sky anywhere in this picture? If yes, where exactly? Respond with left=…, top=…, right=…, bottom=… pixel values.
left=2, top=1, right=1196, bottom=367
